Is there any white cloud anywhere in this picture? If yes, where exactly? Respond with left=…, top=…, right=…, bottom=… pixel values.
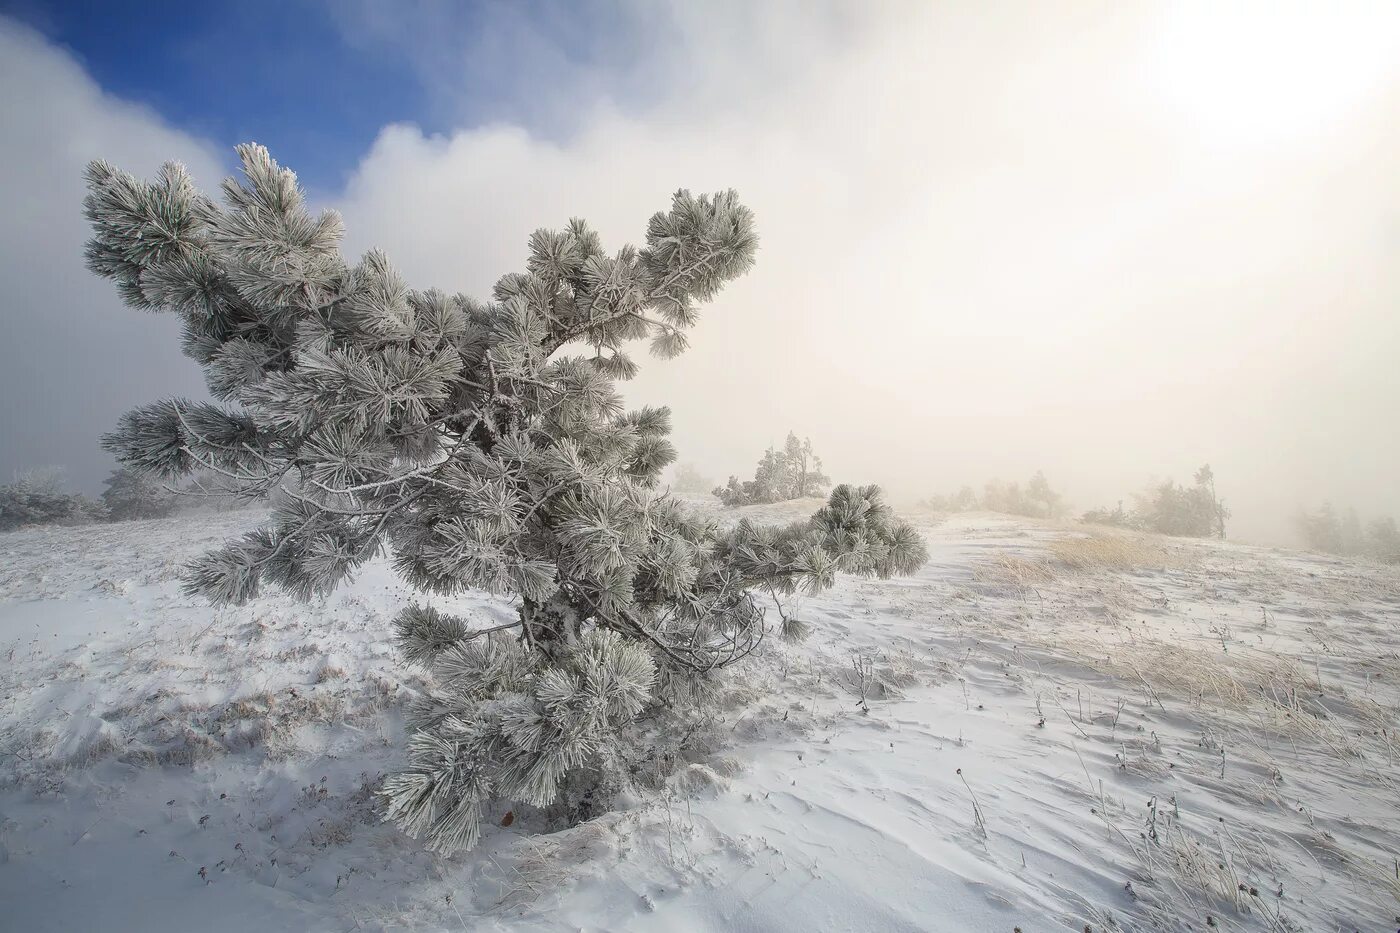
left=0, top=18, right=225, bottom=489
left=331, top=3, right=1400, bottom=541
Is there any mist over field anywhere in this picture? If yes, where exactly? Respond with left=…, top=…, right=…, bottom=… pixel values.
left=3, top=4, right=1399, bottom=545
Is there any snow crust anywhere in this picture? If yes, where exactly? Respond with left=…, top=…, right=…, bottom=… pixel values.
left=2, top=504, right=1397, bottom=931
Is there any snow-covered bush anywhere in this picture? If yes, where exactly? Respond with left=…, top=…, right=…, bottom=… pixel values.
left=1079, top=500, right=1133, bottom=529
left=1081, top=465, right=1227, bottom=538
left=0, top=468, right=105, bottom=531
left=101, top=466, right=177, bottom=520
left=83, top=145, right=928, bottom=853
left=714, top=432, right=830, bottom=506
left=1132, top=465, right=1227, bottom=538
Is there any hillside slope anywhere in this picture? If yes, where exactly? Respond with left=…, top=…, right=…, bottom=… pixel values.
left=1, top=506, right=1397, bottom=931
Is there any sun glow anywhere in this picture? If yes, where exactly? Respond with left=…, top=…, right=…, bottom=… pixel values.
left=1150, top=2, right=1400, bottom=145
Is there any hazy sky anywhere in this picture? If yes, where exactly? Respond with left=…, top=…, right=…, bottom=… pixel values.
left=2, top=2, right=1398, bottom=544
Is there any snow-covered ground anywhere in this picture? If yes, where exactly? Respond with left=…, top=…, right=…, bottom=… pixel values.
left=2, top=503, right=1398, bottom=931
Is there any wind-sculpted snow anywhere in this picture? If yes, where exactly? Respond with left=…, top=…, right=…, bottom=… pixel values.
left=2, top=507, right=1398, bottom=930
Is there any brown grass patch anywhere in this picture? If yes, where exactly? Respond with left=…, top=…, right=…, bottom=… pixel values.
left=1048, top=531, right=1185, bottom=573
left=974, top=553, right=1057, bottom=589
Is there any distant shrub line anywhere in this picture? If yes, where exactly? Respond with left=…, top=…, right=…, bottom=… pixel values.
left=922, top=470, right=1064, bottom=519
left=1295, top=503, right=1400, bottom=564
left=923, top=464, right=1228, bottom=540
left=0, top=466, right=223, bottom=532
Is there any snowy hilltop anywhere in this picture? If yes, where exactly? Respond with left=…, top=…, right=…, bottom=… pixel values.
left=3, top=502, right=1398, bottom=931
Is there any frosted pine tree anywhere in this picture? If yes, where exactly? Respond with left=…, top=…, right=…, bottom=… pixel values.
left=84, top=145, right=928, bottom=854
left=782, top=432, right=830, bottom=498
left=714, top=431, right=829, bottom=505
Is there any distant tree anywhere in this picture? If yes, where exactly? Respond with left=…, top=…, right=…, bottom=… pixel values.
left=669, top=463, right=713, bottom=495
left=1340, top=507, right=1365, bottom=555
left=981, top=479, right=1026, bottom=516
left=1193, top=464, right=1228, bottom=539
left=1134, top=465, right=1228, bottom=538
left=1026, top=470, right=1063, bottom=519
left=921, top=492, right=951, bottom=511
left=1135, top=481, right=1190, bottom=536
left=1297, top=502, right=1343, bottom=553
left=1296, top=504, right=1400, bottom=564
left=782, top=433, right=831, bottom=499
left=12, top=465, right=67, bottom=495
left=714, top=432, right=829, bottom=506
left=102, top=466, right=176, bottom=520
left=752, top=445, right=791, bottom=501
left=1367, top=516, right=1400, bottom=563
